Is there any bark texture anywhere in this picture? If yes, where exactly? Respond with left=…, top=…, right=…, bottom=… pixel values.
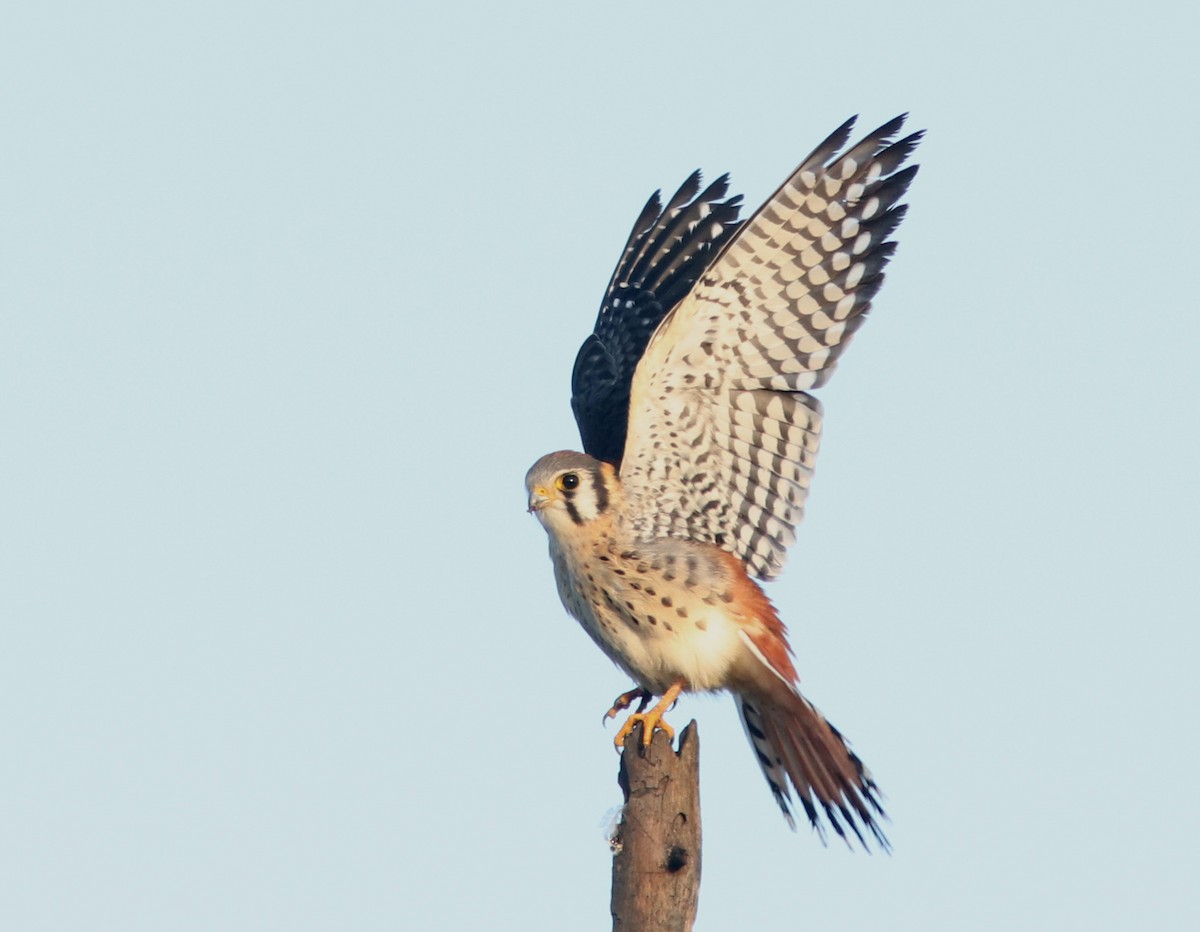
left=610, top=721, right=702, bottom=932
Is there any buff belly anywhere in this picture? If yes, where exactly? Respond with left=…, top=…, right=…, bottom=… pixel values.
left=550, top=542, right=744, bottom=695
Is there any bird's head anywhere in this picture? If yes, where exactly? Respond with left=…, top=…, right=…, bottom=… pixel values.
left=525, top=450, right=616, bottom=531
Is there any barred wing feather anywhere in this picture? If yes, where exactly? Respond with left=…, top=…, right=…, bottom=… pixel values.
left=619, top=115, right=922, bottom=579
left=570, top=173, right=743, bottom=466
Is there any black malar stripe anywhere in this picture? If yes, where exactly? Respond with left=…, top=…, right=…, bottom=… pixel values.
left=592, top=465, right=609, bottom=514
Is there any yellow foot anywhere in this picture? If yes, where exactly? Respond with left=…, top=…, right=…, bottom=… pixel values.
left=603, top=687, right=651, bottom=725
left=613, top=711, right=675, bottom=749
left=611, top=682, right=685, bottom=749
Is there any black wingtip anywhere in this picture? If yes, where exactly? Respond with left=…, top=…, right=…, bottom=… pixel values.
left=871, top=112, right=908, bottom=141
left=802, top=115, right=859, bottom=168
left=664, top=169, right=703, bottom=213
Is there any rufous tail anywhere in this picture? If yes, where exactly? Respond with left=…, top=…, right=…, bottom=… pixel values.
left=736, top=690, right=889, bottom=851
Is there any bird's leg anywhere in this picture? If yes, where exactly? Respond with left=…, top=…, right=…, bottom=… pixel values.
left=612, top=681, right=686, bottom=749
left=603, top=686, right=652, bottom=725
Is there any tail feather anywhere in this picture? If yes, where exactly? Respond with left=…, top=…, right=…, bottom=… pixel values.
left=736, top=692, right=889, bottom=852
left=737, top=695, right=797, bottom=830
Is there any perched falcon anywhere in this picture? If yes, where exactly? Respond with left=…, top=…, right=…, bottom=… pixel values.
left=526, top=116, right=921, bottom=850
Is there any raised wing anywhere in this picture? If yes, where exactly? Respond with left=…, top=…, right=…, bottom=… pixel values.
left=570, top=173, right=743, bottom=466
left=619, top=115, right=922, bottom=579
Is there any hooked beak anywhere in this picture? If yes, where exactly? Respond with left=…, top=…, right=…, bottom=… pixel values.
left=527, top=486, right=552, bottom=514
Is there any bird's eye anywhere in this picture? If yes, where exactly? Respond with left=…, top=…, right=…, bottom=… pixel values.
left=557, top=472, right=580, bottom=491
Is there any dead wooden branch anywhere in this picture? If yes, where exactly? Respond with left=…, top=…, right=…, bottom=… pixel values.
left=610, top=721, right=702, bottom=932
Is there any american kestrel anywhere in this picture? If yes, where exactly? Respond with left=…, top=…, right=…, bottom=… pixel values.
left=526, top=116, right=920, bottom=849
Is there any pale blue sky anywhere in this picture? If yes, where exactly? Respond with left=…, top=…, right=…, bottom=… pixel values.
left=3, top=2, right=1198, bottom=929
